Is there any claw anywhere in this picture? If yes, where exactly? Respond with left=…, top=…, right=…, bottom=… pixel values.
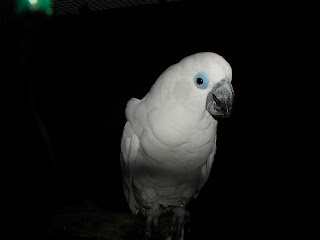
left=145, top=204, right=191, bottom=240
left=145, top=204, right=161, bottom=239
left=170, top=206, right=186, bottom=240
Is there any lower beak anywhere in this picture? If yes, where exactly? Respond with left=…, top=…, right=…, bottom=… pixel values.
left=206, top=79, right=234, bottom=118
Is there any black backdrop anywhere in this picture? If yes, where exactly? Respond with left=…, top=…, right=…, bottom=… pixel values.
left=2, top=2, right=303, bottom=238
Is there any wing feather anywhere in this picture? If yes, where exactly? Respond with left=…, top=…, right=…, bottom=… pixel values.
left=194, top=135, right=217, bottom=199
left=120, top=98, right=141, bottom=215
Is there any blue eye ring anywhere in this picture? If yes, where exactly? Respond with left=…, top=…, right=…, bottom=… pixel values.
left=194, top=72, right=210, bottom=90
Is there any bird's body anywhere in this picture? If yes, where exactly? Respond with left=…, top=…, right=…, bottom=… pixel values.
left=130, top=103, right=217, bottom=209
left=120, top=52, right=233, bottom=239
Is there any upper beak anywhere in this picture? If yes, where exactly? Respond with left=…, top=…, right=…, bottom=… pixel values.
left=206, top=79, right=234, bottom=118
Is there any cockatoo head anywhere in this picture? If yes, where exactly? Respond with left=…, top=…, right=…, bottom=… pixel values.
left=157, top=52, right=234, bottom=118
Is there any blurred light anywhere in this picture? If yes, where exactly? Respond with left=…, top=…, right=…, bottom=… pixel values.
left=16, top=0, right=52, bottom=15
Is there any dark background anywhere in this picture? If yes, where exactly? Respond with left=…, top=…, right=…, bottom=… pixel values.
left=2, top=1, right=309, bottom=238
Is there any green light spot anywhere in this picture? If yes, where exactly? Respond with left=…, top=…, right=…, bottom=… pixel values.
left=16, top=0, right=52, bottom=15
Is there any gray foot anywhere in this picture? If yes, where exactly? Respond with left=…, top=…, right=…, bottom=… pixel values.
left=169, top=206, right=191, bottom=240
left=145, top=204, right=161, bottom=239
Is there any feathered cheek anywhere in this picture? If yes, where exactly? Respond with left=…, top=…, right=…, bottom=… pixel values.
left=172, top=79, right=191, bottom=101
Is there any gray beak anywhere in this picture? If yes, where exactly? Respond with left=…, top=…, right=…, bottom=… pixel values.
left=206, top=79, right=234, bottom=118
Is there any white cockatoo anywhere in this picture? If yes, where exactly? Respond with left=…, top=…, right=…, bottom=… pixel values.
left=120, top=52, right=234, bottom=239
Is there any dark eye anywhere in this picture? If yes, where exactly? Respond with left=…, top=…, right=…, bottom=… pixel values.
left=196, top=78, right=204, bottom=85
left=194, top=72, right=210, bottom=90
